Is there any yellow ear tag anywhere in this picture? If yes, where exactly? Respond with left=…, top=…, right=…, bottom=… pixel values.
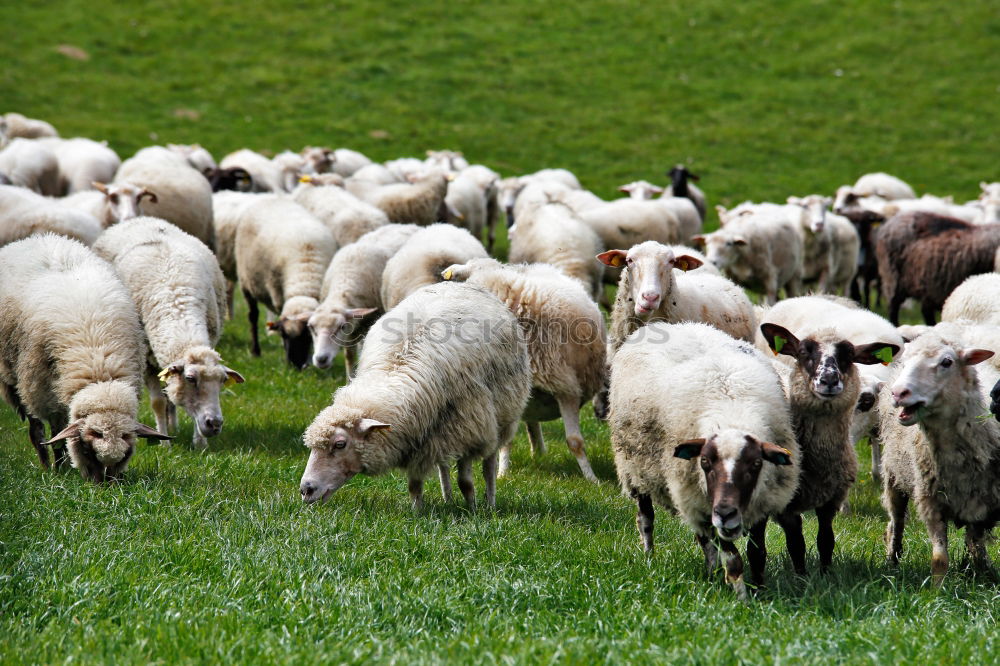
left=157, top=367, right=171, bottom=383
left=299, top=175, right=312, bottom=183
left=443, top=269, right=453, bottom=280
left=224, top=375, right=237, bottom=387
left=611, top=255, right=625, bottom=268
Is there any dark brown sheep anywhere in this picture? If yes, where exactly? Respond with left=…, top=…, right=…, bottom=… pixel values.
left=875, top=211, right=1000, bottom=325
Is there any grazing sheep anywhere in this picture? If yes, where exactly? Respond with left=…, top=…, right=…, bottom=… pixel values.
left=460, top=165, right=501, bottom=251
left=307, top=223, right=420, bottom=374
left=759, top=308, right=898, bottom=575
left=442, top=258, right=607, bottom=482
left=36, top=137, right=121, bottom=195
left=0, top=138, right=59, bottom=194
left=508, top=199, right=604, bottom=300
left=833, top=172, right=916, bottom=212
left=61, top=181, right=156, bottom=227
left=292, top=178, right=390, bottom=246
left=380, top=223, right=489, bottom=310
left=880, top=331, right=1000, bottom=585
left=0, top=234, right=168, bottom=480
left=876, top=211, right=1000, bottom=325
left=93, top=218, right=244, bottom=448
left=235, top=197, right=337, bottom=368
left=299, top=281, right=532, bottom=510
left=496, top=168, right=581, bottom=226
left=0, top=185, right=102, bottom=247
left=272, top=150, right=307, bottom=192
left=665, top=165, right=707, bottom=220
left=204, top=166, right=254, bottom=192
left=329, top=148, right=373, bottom=177
left=609, top=322, right=799, bottom=598
left=210, top=190, right=266, bottom=286
left=345, top=172, right=450, bottom=225
left=384, top=157, right=427, bottom=182
left=443, top=169, right=488, bottom=244
left=1, top=112, right=58, bottom=145
left=694, top=206, right=804, bottom=305
left=219, top=148, right=287, bottom=193
left=350, top=163, right=400, bottom=185
left=115, top=146, right=215, bottom=249
left=167, top=143, right=216, bottom=174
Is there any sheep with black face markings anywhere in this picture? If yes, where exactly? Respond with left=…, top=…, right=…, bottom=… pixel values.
left=610, top=322, right=799, bottom=599
left=299, top=281, right=531, bottom=510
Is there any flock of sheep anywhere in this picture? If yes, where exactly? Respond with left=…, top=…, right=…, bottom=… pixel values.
left=4, top=110, right=1000, bottom=599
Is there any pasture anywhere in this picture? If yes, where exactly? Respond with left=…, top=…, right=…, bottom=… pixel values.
left=2, top=0, right=1000, bottom=662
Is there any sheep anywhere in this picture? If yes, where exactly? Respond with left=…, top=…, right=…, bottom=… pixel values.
left=272, top=150, right=307, bottom=192
left=833, top=172, right=916, bottom=212
left=329, top=148, right=373, bottom=177
left=1, top=113, right=58, bottom=145
left=219, top=148, right=287, bottom=193
left=115, top=146, right=215, bottom=249
left=35, top=137, right=121, bottom=195
left=306, top=224, right=421, bottom=374
left=460, top=164, right=501, bottom=251
left=210, top=190, right=266, bottom=286
left=443, top=169, right=489, bottom=245
left=204, top=166, right=255, bottom=192
left=0, top=185, right=102, bottom=247
left=0, top=138, right=60, bottom=194
left=425, top=149, right=470, bottom=171
left=61, top=181, right=157, bottom=228
left=0, top=234, right=168, bottom=480
left=92, top=217, right=244, bottom=448
left=380, top=223, right=488, bottom=310
left=384, top=157, right=427, bottom=182
left=292, top=177, right=390, bottom=246
left=759, top=302, right=898, bottom=575
left=349, top=163, right=400, bottom=185
left=167, top=143, right=216, bottom=174
left=507, top=198, right=604, bottom=300
left=617, top=180, right=702, bottom=241
left=665, top=165, right=707, bottom=220
left=299, top=281, right=532, bottom=510
left=441, top=258, right=607, bottom=482
left=609, top=322, right=799, bottom=598
left=880, top=331, right=1000, bottom=585
left=345, top=171, right=450, bottom=225
left=693, top=206, right=804, bottom=305
left=875, top=211, right=1000, bottom=325
left=234, top=197, right=337, bottom=368
left=300, top=146, right=335, bottom=174
left=786, top=195, right=860, bottom=295
left=496, top=168, right=581, bottom=226
left=942, top=273, right=1000, bottom=326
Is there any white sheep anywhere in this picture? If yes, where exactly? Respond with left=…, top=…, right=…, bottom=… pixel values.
left=425, top=149, right=470, bottom=171
left=617, top=180, right=702, bottom=241
left=272, top=150, right=308, bottom=191
left=299, top=281, right=531, bottom=510
left=219, top=148, right=288, bottom=193
left=35, top=137, right=121, bottom=195
left=609, top=322, right=799, bottom=598
left=459, top=164, right=501, bottom=251
left=345, top=171, right=450, bottom=225
left=0, top=138, right=60, bottom=194
left=443, top=169, right=489, bottom=245
left=380, top=223, right=488, bottom=310
left=0, top=113, right=58, bottom=145
left=235, top=196, right=337, bottom=368
left=167, top=143, right=217, bottom=174
left=496, top=168, right=581, bottom=226
left=330, top=148, right=373, bottom=177
left=292, top=178, right=389, bottom=246
left=306, top=224, right=421, bottom=374
left=0, top=234, right=168, bottom=480
left=61, top=181, right=156, bottom=228
left=441, top=258, right=607, bottom=482
left=349, top=163, right=400, bottom=185
left=384, top=157, right=427, bottom=182
left=93, top=218, right=245, bottom=448
left=0, top=185, right=102, bottom=247
left=942, top=273, right=1000, bottom=327
left=786, top=195, right=860, bottom=295
left=880, top=331, right=1000, bottom=585
left=115, top=146, right=215, bottom=249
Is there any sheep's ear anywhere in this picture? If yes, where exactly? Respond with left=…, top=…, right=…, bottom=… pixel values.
left=135, top=423, right=172, bottom=441
left=672, top=254, right=703, bottom=272
left=617, top=185, right=632, bottom=194
left=357, top=419, right=391, bottom=437
left=596, top=250, right=628, bottom=267
left=345, top=307, right=377, bottom=319
left=157, top=363, right=184, bottom=383
left=293, top=311, right=313, bottom=323
left=266, top=320, right=282, bottom=335
left=674, top=439, right=706, bottom=460
left=854, top=342, right=900, bottom=366
left=760, top=323, right=800, bottom=358
left=44, top=420, right=82, bottom=445
left=961, top=348, right=995, bottom=366
left=223, top=367, right=246, bottom=386
left=786, top=196, right=802, bottom=205
left=732, top=236, right=748, bottom=246
left=760, top=440, right=793, bottom=466
left=92, top=181, right=108, bottom=194
left=688, top=171, right=700, bottom=182
left=690, top=235, right=706, bottom=247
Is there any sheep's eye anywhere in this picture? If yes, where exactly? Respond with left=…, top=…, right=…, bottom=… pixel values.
left=333, top=439, right=347, bottom=450
left=91, top=430, right=103, bottom=439
left=110, top=195, right=119, bottom=204
left=940, top=358, right=953, bottom=368
left=752, top=459, right=762, bottom=469
left=700, top=457, right=712, bottom=470
left=185, top=375, right=197, bottom=384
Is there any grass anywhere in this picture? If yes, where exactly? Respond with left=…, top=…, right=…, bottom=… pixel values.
left=3, top=0, right=1000, bottom=662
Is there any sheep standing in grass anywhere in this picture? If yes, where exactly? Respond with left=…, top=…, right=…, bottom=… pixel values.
left=93, top=218, right=245, bottom=448
left=617, top=180, right=702, bottom=242
left=609, top=322, right=799, bottom=598
left=0, top=138, right=59, bottom=194
left=235, top=197, right=337, bottom=368
left=167, top=144, right=216, bottom=174
left=300, top=282, right=531, bottom=510
left=292, top=177, right=389, bottom=246
left=458, top=164, right=501, bottom=251
left=496, top=168, right=581, bottom=226
left=759, top=303, right=898, bottom=575
left=0, top=112, right=58, bottom=145
left=833, top=172, right=916, bottom=212
left=219, top=148, right=289, bottom=193
left=36, top=137, right=121, bottom=195
left=61, top=181, right=157, bottom=228
left=380, top=223, right=488, bottom=310
left=665, top=165, right=707, bottom=220
left=786, top=195, right=860, bottom=295
left=0, top=185, right=102, bottom=247
left=880, top=331, right=1000, bottom=585
left=346, top=171, right=451, bottom=225
left=306, top=224, right=420, bottom=374
left=442, top=258, right=607, bottom=482
left=0, top=234, right=168, bottom=480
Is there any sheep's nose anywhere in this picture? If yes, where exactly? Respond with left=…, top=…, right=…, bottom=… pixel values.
left=714, top=505, right=738, bottom=523
left=314, top=354, right=331, bottom=368
left=893, top=388, right=911, bottom=404
left=641, top=291, right=660, bottom=303
left=200, top=416, right=223, bottom=436
left=300, top=482, right=317, bottom=502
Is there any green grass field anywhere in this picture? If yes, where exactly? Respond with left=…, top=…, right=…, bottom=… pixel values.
left=3, top=0, right=1000, bottom=662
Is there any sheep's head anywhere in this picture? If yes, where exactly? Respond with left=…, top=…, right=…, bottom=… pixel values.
left=597, top=241, right=702, bottom=317
left=667, top=165, right=699, bottom=186
left=497, top=177, right=527, bottom=227
left=159, top=347, right=244, bottom=447
left=273, top=151, right=307, bottom=192
left=674, top=430, right=792, bottom=541
left=306, top=306, right=377, bottom=370
left=787, top=194, right=831, bottom=233
left=301, top=146, right=335, bottom=174
left=268, top=297, right=319, bottom=370
left=890, top=332, right=993, bottom=426
left=205, top=167, right=254, bottom=192
left=618, top=180, right=663, bottom=200
left=300, top=409, right=391, bottom=503
left=691, top=229, right=746, bottom=273
left=93, top=181, right=156, bottom=226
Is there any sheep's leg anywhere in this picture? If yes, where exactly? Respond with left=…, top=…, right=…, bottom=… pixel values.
left=965, top=524, right=995, bottom=577
left=884, top=486, right=908, bottom=566
left=746, top=518, right=768, bottom=588
left=498, top=443, right=513, bottom=478
left=635, top=493, right=655, bottom=553
left=456, top=457, right=476, bottom=511
left=850, top=275, right=862, bottom=304
left=344, top=343, right=358, bottom=380
left=816, top=501, right=839, bottom=572
left=482, top=452, right=498, bottom=509
left=926, top=513, right=949, bottom=587
left=408, top=476, right=424, bottom=511
left=526, top=421, right=546, bottom=457
left=870, top=438, right=882, bottom=484
left=696, top=533, right=718, bottom=574
left=920, top=300, right=937, bottom=326
left=887, top=293, right=905, bottom=327
left=719, top=538, right=748, bottom=601
left=28, top=416, right=49, bottom=469
left=144, top=371, right=171, bottom=438
left=225, top=280, right=235, bottom=319
left=558, top=396, right=597, bottom=483
left=775, top=511, right=807, bottom=575
left=592, top=374, right=611, bottom=421
left=244, top=288, right=261, bottom=356
left=438, top=464, right=453, bottom=502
